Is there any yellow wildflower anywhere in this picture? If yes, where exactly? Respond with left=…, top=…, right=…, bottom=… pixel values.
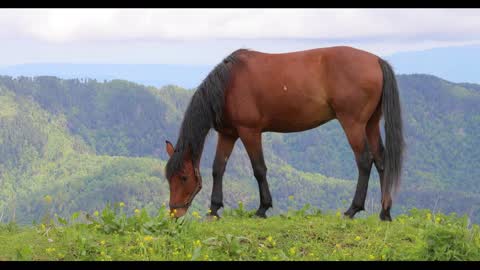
left=336, top=211, right=341, bottom=217
left=93, top=211, right=99, bottom=217
left=335, top=243, right=341, bottom=249
left=192, top=211, right=200, bottom=219
left=289, top=247, right=296, bottom=255
left=435, top=216, right=441, bottom=223
left=187, top=253, right=192, bottom=259
left=44, top=195, right=52, bottom=204
left=426, top=213, right=432, bottom=221
left=354, top=236, right=362, bottom=241
left=144, top=236, right=154, bottom=242
left=267, top=236, right=273, bottom=242
left=204, top=254, right=209, bottom=260
left=119, top=202, right=125, bottom=207
left=100, top=240, right=106, bottom=245
left=369, top=254, right=375, bottom=260
left=134, top=209, right=141, bottom=215
left=45, top=247, right=56, bottom=254
left=208, top=209, right=212, bottom=214
left=288, top=195, right=294, bottom=201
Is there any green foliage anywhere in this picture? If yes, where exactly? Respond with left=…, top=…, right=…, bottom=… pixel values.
left=0, top=73, right=476, bottom=261
left=0, top=74, right=479, bottom=225
left=91, top=203, right=189, bottom=237
left=222, top=201, right=256, bottom=218
left=0, top=204, right=478, bottom=261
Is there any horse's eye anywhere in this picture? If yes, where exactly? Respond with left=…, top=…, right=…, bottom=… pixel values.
left=181, top=176, right=188, bottom=182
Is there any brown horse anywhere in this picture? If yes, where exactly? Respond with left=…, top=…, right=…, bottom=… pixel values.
left=165, top=46, right=404, bottom=221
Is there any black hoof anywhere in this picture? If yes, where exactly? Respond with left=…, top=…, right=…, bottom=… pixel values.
left=255, top=206, right=270, bottom=218
left=206, top=212, right=221, bottom=220
left=344, top=205, right=364, bottom=219
left=208, top=202, right=223, bottom=217
left=255, top=211, right=267, bottom=218
left=379, top=210, right=392, bottom=221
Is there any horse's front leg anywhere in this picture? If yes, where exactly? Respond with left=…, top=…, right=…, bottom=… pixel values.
left=209, top=133, right=237, bottom=217
left=238, top=128, right=272, bottom=218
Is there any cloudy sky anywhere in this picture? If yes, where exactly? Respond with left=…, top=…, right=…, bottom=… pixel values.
left=1, top=8, right=480, bottom=66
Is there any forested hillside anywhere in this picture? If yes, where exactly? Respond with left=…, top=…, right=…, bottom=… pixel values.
left=0, top=74, right=478, bottom=224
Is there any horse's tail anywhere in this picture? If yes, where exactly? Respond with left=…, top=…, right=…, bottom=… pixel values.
left=378, top=58, right=405, bottom=202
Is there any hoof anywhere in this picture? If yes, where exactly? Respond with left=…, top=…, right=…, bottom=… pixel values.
left=379, top=210, right=392, bottom=221
left=255, top=212, right=267, bottom=218
left=344, top=205, right=364, bottom=219
left=255, top=209, right=268, bottom=218
left=205, top=213, right=220, bottom=221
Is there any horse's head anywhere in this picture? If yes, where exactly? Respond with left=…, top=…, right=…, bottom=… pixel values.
left=165, top=140, right=202, bottom=218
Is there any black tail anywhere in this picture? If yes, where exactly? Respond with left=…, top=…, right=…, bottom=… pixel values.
left=378, top=58, right=405, bottom=200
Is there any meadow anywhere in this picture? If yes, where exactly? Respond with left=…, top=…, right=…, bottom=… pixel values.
left=1, top=200, right=479, bottom=261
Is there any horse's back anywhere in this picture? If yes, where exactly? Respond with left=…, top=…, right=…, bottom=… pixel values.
left=234, top=46, right=382, bottom=93
left=223, top=46, right=384, bottom=132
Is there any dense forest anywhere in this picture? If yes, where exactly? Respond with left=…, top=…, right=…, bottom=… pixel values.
left=0, top=73, right=479, bottom=224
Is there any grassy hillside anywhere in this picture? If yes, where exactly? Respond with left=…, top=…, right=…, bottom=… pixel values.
left=0, top=74, right=479, bottom=224
left=0, top=85, right=356, bottom=224
left=0, top=85, right=172, bottom=224
left=0, top=205, right=478, bottom=261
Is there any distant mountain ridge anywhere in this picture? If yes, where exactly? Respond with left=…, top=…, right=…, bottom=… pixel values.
left=0, top=72, right=479, bottom=224
left=0, top=63, right=212, bottom=89
left=2, top=44, right=480, bottom=89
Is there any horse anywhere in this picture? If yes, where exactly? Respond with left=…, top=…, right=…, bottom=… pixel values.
left=165, top=46, right=404, bottom=221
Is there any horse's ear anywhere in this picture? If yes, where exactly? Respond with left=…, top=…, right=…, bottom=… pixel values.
left=165, top=140, right=175, bottom=157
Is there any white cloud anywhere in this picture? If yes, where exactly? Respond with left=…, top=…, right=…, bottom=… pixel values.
left=1, top=8, right=480, bottom=65
left=1, top=9, right=480, bottom=43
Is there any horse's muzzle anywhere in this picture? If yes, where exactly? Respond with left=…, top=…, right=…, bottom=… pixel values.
left=169, top=181, right=202, bottom=217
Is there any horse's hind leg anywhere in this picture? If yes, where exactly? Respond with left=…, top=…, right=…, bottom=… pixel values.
left=238, top=128, right=272, bottom=218
left=209, top=133, right=238, bottom=217
left=366, top=108, right=392, bottom=221
left=338, top=117, right=374, bottom=219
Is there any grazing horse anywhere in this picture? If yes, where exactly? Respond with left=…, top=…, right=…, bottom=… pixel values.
left=165, top=46, right=404, bottom=221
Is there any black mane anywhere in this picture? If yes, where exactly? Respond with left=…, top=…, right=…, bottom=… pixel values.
left=165, top=50, right=244, bottom=179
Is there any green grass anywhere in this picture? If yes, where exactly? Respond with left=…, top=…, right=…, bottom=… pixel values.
left=0, top=203, right=479, bottom=261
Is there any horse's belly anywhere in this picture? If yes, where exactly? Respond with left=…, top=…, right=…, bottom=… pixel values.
left=263, top=101, right=336, bottom=133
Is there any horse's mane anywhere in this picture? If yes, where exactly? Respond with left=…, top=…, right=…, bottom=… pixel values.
left=165, top=49, right=245, bottom=179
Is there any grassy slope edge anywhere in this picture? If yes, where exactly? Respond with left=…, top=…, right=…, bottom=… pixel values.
left=0, top=205, right=479, bottom=261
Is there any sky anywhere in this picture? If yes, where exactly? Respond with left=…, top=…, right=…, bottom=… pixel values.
left=1, top=8, right=480, bottom=66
